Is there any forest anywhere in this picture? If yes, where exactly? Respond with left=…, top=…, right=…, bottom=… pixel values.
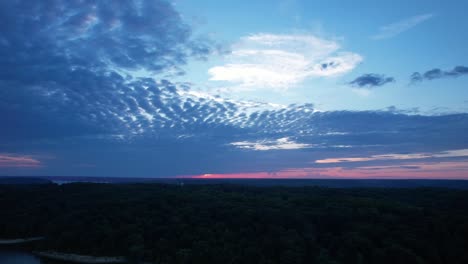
left=0, top=182, right=467, bottom=264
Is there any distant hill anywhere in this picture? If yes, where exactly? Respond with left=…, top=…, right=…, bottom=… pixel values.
left=0, top=177, right=52, bottom=185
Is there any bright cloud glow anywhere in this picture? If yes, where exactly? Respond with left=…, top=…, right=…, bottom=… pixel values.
left=372, top=14, right=434, bottom=40
left=230, top=137, right=313, bottom=151
left=208, top=33, right=362, bottom=90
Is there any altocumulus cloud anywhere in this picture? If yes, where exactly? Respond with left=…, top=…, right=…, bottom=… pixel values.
left=1, top=1, right=468, bottom=178
left=208, top=33, right=363, bottom=90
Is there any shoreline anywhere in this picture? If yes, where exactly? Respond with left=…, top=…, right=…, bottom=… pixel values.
left=0, top=237, right=45, bottom=245
left=0, top=237, right=135, bottom=263
left=33, top=251, right=127, bottom=264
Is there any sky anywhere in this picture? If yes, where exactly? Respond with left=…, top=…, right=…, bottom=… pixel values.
left=1, top=0, right=468, bottom=179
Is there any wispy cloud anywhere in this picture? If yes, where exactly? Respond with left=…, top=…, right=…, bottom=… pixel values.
left=0, top=154, right=42, bottom=168
left=208, top=33, right=362, bottom=90
left=372, top=14, right=434, bottom=40
left=315, top=149, right=468, bottom=164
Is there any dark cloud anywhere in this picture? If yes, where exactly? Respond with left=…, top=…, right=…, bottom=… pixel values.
left=0, top=0, right=216, bottom=141
left=411, top=66, right=468, bottom=83
left=348, top=74, right=395, bottom=88
left=0, top=0, right=213, bottom=74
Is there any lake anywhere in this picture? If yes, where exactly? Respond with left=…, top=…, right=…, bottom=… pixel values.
left=0, top=249, right=72, bottom=264
left=0, top=249, right=43, bottom=264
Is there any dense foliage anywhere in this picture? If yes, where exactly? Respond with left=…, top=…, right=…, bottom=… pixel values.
left=1, top=183, right=468, bottom=264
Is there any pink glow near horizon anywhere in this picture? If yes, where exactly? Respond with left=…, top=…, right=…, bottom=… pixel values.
left=0, top=154, right=42, bottom=168
left=183, top=161, right=468, bottom=179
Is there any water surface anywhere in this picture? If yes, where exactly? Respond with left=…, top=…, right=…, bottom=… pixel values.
left=0, top=249, right=43, bottom=264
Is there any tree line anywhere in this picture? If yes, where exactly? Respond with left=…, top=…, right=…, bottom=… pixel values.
left=0, top=183, right=467, bottom=264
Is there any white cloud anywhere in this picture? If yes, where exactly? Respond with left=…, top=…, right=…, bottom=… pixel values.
left=230, top=137, right=313, bottom=151
left=208, top=33, right=362, bottom=90
left=372, top=14, right=434, bottom=40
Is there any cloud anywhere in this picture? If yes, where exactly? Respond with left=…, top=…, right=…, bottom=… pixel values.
left=372, top=14, right=433, bottom=40
left=1, top=1, right=468, bottom=178
left=189, top=161, right=468, bottom=179
left=0, top=0, right=216, bottom=141
left=0, top=154, right=42, bottom=168
left=208, top=33, right=362, bottom=90
left=3, top=84, right=468, bottom=176
left=348, top=74, right=395, bottom=88
left=0, top=0, right=213, bottom=76
left=411, top=66, right=468, bottom=83
left=315, top=149, right=468, bottom=164
left=230, top=137, right=313, bottom=151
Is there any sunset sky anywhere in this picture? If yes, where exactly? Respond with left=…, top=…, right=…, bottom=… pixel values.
left=1, top=0, right=468, bottom=178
